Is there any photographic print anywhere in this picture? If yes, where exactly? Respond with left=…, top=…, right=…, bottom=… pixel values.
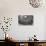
left=18, top=15, right=33, bottom=25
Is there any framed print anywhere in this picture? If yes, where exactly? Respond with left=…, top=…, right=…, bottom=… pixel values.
left=18, top=15, right=33, bottom=25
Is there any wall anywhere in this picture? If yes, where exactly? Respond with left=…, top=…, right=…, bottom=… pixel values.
left=0, top=0, right=46, bottom=40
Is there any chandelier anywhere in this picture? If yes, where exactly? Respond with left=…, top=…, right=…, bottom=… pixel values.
left=29, top=0, right=45, bottom=8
